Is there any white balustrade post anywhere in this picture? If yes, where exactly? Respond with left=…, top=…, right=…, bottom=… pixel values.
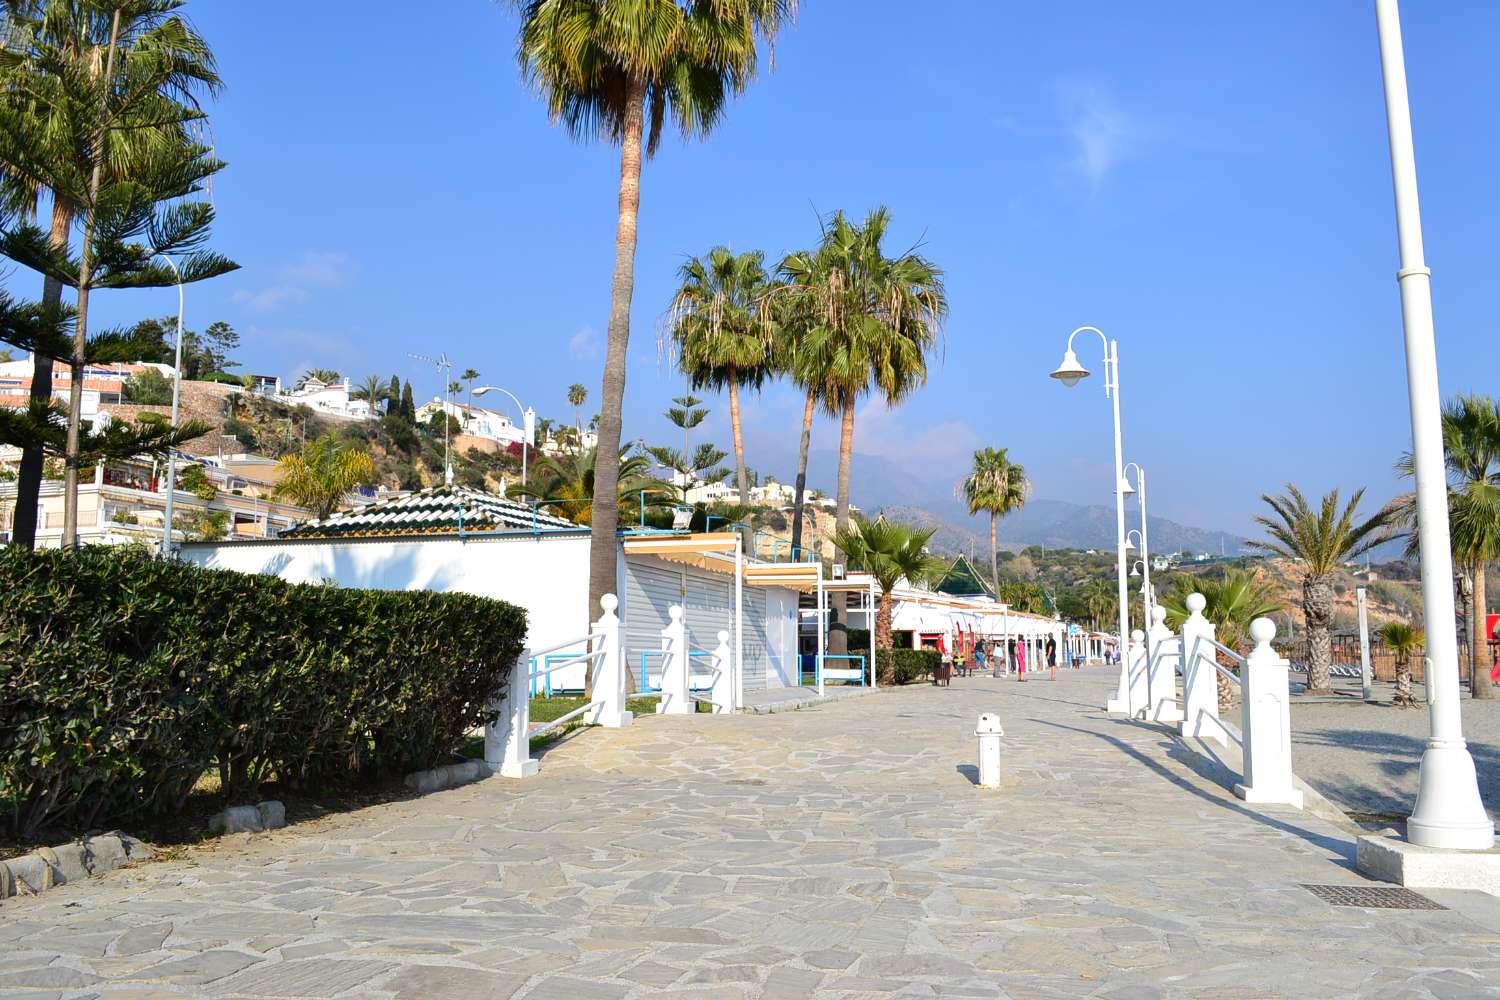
left=710, top=630, right=734, bottom=714
left=487, top=646, right=538, bottom=779
left=657, top=605, right=692, bottom=715
left=587, top=594, right=633, bottom=728
left=1179, top=594, right=1224, bottom=744
left=1106, top=633, right=1132, bottom=713
left=1235, top=618, right=1304, bottom=808
left=1125, top=629, right=1149, bottom=718
left=1147, top=605, right=1182, bottom=723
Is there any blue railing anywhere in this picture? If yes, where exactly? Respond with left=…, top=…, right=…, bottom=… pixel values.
left=807, top=654, right=868, bottom=688
left=530, top=649, right=592, bottom=697
left=638, top=649, right=714, bottom=694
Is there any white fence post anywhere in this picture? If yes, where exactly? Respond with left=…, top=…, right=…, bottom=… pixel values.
left=1179, top=594, right=1224, bottom=744
left=587, top=593, right=632, bottom=728
left=487, top=646, right=538, bottom=779
left=1125, top=629, right=1149, bottom=718
left=1106, top=633, right=1132, bottom=713
left=658, top=605, right=692, bottom=715
left=1234, top=618, right=1304, bottom=808
left=709, top=629, right=734, bottom=714
left=1147, top=605, right=1182, bottom=723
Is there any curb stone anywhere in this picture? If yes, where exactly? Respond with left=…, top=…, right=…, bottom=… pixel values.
left=0, top=833, right=153, bottom=899
left=403, top=758, right=489, bottom=795
left=206, top=800, right=288, bottom=835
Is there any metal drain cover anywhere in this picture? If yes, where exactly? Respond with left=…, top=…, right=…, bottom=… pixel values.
left=1301, top=883, right=1446, bottom=910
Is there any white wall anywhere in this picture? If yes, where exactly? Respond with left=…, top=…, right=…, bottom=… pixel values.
left=182, top=534, right=592, bottom=684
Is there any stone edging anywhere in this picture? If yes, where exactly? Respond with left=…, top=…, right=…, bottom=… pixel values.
left=403, top=758, right=490, bottom=795
left=0, top=833, right=153, bottom=900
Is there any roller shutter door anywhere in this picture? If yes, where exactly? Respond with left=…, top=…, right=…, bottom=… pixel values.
left=624, top=559, right=683, bottom=690
left=740, top=587, right=767, bottom=691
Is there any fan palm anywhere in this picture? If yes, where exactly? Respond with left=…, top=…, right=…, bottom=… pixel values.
left=350, top=374, right=390, bottom=416
left=514, top=444, right=667, bottom=526
left=273, top=433, right=377, bottom=520
left=831, top=516, right=947, bottom=678
left=666, top=246, right=772, bottom=506
left=1248, top=484, right=1391, bottom=694
left=777, top=208, right=946, bottom=652
left=773, top=284, right=825, bottom=560
left=567, top=382, right=586, bottom=438
left=958, top=447, right=1029, bottom=590
left=461, top=368, right=481, bottom=426
left=508, top=0, right=795, bottom=623
left=1388, top=394, right=1500, bottom=699
left=1380, top=619, right=1424, bottom=708
left=1162, top=569, right=1281, bottom=711
left=0, top=0, right=221, bottom=549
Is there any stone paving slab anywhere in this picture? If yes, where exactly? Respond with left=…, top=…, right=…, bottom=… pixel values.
left=3, top=670, right=1499, bottom=998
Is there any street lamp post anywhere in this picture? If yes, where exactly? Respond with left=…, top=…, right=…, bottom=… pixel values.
left=473, top=386, right=536, bottom=487
left=1123, top=462, right=1150, bottom=637
left=157, top=254, right=184, bottom=557
left=1373, top=0, right=1492, bottom=849
left=1050, top=326, right=1131, bottom=712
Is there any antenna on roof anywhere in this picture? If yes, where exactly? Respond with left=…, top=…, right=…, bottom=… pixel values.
left=410, top=351, right=455, bottom=480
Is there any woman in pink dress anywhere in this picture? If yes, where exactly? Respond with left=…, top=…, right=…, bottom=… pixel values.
left=1015, top=638, right=1027, bottom=682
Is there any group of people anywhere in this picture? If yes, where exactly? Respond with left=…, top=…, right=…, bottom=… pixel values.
left=946, top=636, right=1060, bottom=682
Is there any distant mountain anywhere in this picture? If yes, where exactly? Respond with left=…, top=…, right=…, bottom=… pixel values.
left=769, top=448, right=1250, bottom=557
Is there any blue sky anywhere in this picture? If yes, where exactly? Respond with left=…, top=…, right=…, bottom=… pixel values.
left=91, top=1, right=1500, bottom=536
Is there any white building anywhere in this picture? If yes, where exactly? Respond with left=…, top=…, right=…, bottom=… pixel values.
left=278, top=376, right=373, bottom=419
left=416, top=399, right=527, bottom=448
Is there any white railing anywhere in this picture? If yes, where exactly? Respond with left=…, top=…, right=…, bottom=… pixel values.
left=1165, top=593, right=1303, bottom=809
left=485, top=593, right=631, bottom=779
left=687, top=630, right=734, bottom=714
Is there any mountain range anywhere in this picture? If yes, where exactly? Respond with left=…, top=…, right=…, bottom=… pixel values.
left=771, top=448, right=1251, bottom=558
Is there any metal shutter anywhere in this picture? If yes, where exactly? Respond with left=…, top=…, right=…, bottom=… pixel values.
left=683, top=568, right=732, bottom=655
left=624, top=559, right=684, bottom=691
left=741, top=587, right=767, bottom=691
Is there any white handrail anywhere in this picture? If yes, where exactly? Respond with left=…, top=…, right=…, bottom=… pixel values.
left=1201, top=636, right=1248, bottom=667
left=529, top=630, right=606, bottom=660
left=529, top=701, right=593, bottom=740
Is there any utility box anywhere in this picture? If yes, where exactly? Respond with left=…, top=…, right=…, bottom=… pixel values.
left=975, top=713, right=1004, bottom=788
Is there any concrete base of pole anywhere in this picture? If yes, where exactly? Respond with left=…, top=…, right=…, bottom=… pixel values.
left=1358, top=834, right=1500, bottom=896
left=1406, top=741, right=1495, bottom=850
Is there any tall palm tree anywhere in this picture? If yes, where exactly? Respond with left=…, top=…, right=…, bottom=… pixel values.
left=666, top=246, right=772, bottom=506
left=773, top=290, right=825, bottom=561
left=509, top=0, right=796, bottom=625
left=778, top=207, right=947, bottom=653
left=1085, top=578, right=1118, bottom=632
left=350, top=374, right=390, bottom=416
left=831, top=515, right=946, bottom=681
left=958, top=447, right=1029, bottom=589
left=461, top=367, right=481, bottom=426
left=567, top=382, right=587, bottom=439
left=0, top=0, right=221, bottom=549
left=1249, top=484, right=1391, bottom=694
left=1389, top=394, right=1500, bottom=699
left=1162, top=569, right=1281, bottom=711
left=273, top=433, right=377, bottom=520
left=1380, top=619, right=1424, bottom=709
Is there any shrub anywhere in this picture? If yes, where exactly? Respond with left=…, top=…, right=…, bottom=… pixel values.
left=876, top=648, right=940, bottom=685
left=0, top=546, right=524, bottom=840
left=123, top=368, right=173, bottom=405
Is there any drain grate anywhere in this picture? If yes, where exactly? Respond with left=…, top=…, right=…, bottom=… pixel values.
left=1300, top=883, right=1446, bottom=910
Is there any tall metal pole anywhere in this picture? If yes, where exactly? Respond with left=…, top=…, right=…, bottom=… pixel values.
left=1374, top=0, right=1492, bottom=849
left=1357, top=586, right=1374, bottom=702
left=158, top=255, right=184, bottom=557
left=1108, top=342, right=1132, bottom=710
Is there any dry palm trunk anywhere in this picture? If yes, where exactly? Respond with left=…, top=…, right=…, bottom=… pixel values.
left=729, top=372, right=747, bottom=507
left=587, top=76, right=646, bottom=698
left=1215, top=648, right=1237, bottom=714
left=1472, top=558, right=1493, bottom=699
left=827, top=399, right=855, bottom=656
left=989, top=511, right=998, bottom=593
left=1302, top=575, right=1335, bottom=693
left=875, top=593, right=895, bottom=684
left=1394, top=653, right=1416, bottom=707
left=789, top=388, right=815, bottom=557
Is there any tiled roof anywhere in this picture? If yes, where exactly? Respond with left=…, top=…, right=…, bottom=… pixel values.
left=280, top=485, right=581, bottom=539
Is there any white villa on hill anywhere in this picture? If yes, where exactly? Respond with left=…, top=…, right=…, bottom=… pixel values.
left=276, top=375, right=373, bottom=419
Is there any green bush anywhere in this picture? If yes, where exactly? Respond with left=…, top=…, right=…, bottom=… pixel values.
left=876, top=648, right=940, bottom=685
left=0, top=546, right=524, bottom=840
left=123, top=368, right=173, bottom=405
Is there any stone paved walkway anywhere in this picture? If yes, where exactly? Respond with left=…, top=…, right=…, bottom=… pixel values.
left=5, top=669, right=1500, bottom=999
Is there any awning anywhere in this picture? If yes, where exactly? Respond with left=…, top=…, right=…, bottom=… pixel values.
left=623, top=532, right=739, bottom=574
left=891, top=601, right=957, bottom=633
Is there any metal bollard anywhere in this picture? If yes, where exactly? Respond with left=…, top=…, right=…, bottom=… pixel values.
left=975, top=713, right=1003, bottom=788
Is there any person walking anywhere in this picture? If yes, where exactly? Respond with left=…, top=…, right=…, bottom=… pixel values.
left=1015, top=637, right=1027, bottom=682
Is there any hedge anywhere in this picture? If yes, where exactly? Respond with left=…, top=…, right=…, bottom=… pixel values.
left=877, top=648, right=941, bottom=686
left=0, top=546, right=525, bottom=840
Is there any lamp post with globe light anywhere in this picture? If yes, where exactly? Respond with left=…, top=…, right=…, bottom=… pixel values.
left=1050, top=326, right=1132, bottom=712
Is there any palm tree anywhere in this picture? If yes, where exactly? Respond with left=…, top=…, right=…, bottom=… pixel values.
left=1380, top=619, right=1424, bottom=708
left=666, top=246, right=772, bottom=506
left=777, top=309, right=823, bottom=560
left=350, top=375, right=390, bottom=416
left=958, top=448, right=1029, bottom=589
left=461, top=368, right=481, bottom=426
left=567, top=382, right=587, bottom=440
left=1249, top=484, right=1391, bottom=694
left=1162, top=569, right=1281, bottom=711
left=778, top=207, right=947, bottom=653
left=1389, top=394, right=1500, bottom=699
left=514, top=444, right=668, bottom=526
left=831, top=515, right=947, bottom=680
left=1085, top=578, right=1118, bottom=632
left=509, top=0, right=796, bottom=625
left=273, top=433, right=377, bottom=520
left=0, top=0, right=221, bottom=549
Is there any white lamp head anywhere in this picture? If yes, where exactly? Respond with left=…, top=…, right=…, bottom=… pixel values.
left=1129, top=564, right=1140, bottom=578
left=1049, top=348, right=1089, bottom=387
left=1118, top=476, right=1136, bottom=497
left=1123, top=536, right=1135, bottom=552
left=473, top=386, right=491, bottom=396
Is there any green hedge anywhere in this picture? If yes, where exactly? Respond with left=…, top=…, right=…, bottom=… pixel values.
left=0, top=546, right=524, bottom=840
left=876, top=648, right=941, bottom=685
